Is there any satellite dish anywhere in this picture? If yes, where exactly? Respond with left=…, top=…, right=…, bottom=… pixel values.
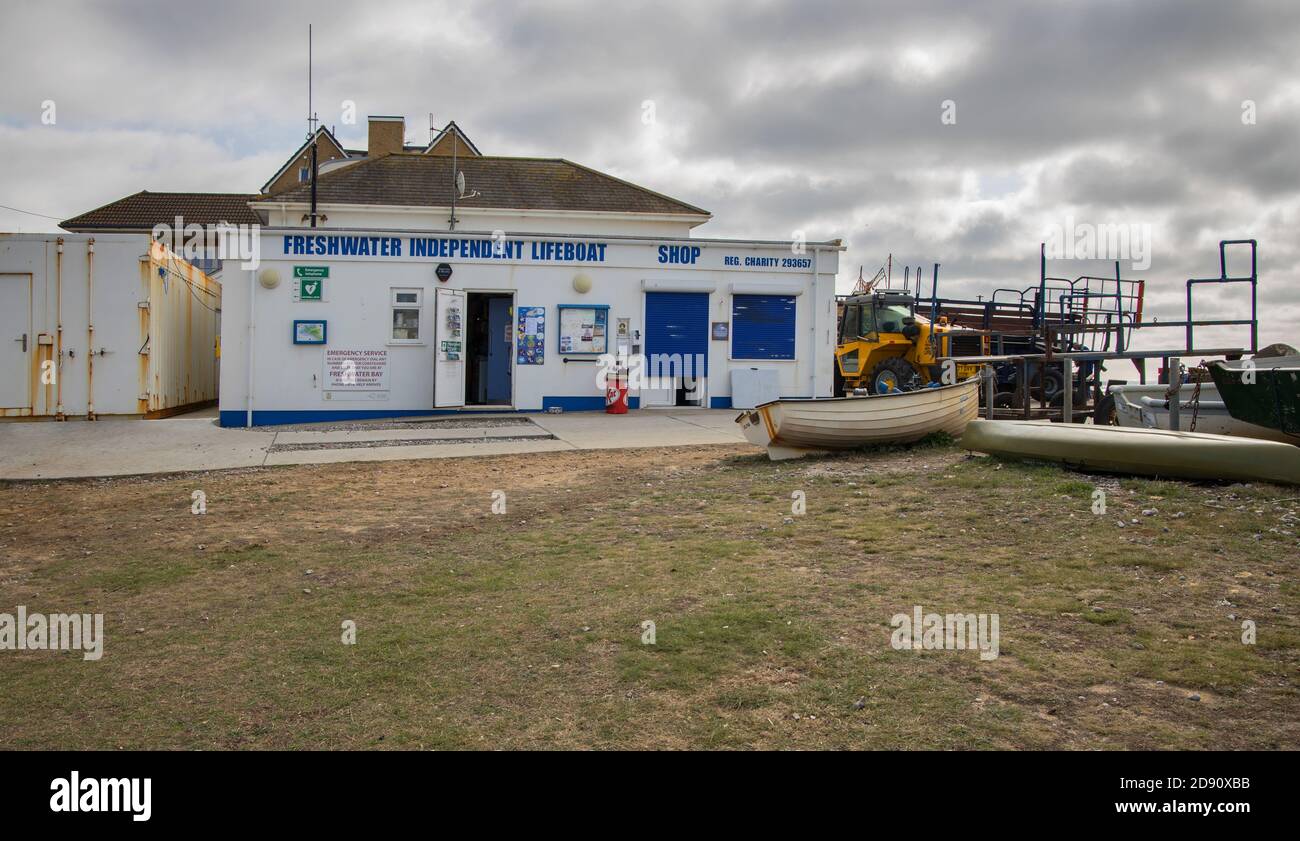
left=455, top=170, right=480, bottom=201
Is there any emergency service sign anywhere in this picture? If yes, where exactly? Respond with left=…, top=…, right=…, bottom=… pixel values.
left=323, top=349, right=389, bottom=400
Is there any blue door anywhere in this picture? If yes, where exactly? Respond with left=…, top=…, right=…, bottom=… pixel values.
left=645, top=292, right=708, bottom=405
left=486, top=297, right=512, bottom=403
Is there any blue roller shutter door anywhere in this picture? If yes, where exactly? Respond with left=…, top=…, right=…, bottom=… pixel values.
left=645, top=292, right=709, bottom=378
left=732, top=294, right=796, bottom=360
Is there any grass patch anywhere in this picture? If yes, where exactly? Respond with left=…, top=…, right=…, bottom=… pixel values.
left=0, top=441, right=1296, bottom=749
left=616, top=599, right=822, bottom=691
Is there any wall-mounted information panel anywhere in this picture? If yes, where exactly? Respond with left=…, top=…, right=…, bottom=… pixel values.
left=557, top=304, right=609, bottom=355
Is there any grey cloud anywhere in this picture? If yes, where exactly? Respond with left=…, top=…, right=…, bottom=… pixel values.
left=0, top=0, right=1297, bottom=346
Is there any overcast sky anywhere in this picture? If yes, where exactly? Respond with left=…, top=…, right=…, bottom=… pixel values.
left=1, top=0, right=1297, bottom=354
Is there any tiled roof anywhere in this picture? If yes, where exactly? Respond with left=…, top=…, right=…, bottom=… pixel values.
left=424, top=121, right=481, bottom=155
left=252, top=154, right=710, bottom=217
left=260, top=125, right=350, bottom=193
left=61, top=191, right=260, bottom=231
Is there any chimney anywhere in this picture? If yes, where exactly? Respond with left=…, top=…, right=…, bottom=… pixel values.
left=367, top=115, right=405, bottom=156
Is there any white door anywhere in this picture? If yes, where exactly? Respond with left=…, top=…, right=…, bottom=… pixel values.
left=434, top=287, right=466, bottom=408
left=0, top=275, right=31, bottom=409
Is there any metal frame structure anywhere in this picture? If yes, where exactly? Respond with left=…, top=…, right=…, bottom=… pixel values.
left=927, top=239, right=1260, bottom=421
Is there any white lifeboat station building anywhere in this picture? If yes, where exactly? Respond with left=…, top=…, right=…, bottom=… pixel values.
left=64, top=117, right=842, bottom=427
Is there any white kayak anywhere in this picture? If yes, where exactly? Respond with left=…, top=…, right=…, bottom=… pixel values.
left=1109, top=382, right=1293, bottom=443
left=962, top=419, right=1300, bottom=485
left=736, top=376, right=980, bottom=460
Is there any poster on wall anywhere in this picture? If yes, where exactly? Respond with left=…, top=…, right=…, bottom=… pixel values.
left=557, top=305, right=608, bottom=355
left=323, top=349, right=390, bottom=400
left=517, top=306, right=545, bottom=364
left=293, top=319, right=327, bottom=344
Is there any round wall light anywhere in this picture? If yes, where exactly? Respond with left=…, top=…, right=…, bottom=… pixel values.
left=572, top=272, right=593, bottom=294
left=258, top=268, right=281, bottom=290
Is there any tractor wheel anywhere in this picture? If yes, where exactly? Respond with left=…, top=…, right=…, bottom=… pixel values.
left=833, top=366, right=846, bottom=397
left=993, top=391, right=1017, bottom=409
left=1029, top=366, right=1066, bottom=405
left=1093, top=393, right=1119, bottom=426
left=868, top=357, right=919, bottom=394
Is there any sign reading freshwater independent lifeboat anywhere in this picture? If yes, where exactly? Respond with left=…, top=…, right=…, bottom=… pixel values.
left=323, top=349, right=390, bottom=401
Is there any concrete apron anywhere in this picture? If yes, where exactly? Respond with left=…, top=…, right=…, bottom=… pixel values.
left=0, top=409, right=748, bottom=480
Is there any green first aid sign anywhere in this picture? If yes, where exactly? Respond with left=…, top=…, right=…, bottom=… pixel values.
left=294, top=266, right=329, bottom=278
left=298, top=278, right=323, bottom=300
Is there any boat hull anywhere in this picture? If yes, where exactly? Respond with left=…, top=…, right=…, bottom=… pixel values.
left=962, top=419, right=1300, bottom=485
left=1110, top=383, right=1293, bottom=442
left=1208, top=356, right=1300, bottom=437
left=736, top=377, right=980, bottom=459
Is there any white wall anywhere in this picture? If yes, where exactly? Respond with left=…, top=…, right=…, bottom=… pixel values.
left=218, top=228, right=839, bottom=425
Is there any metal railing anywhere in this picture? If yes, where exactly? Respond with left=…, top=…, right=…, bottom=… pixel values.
left=1186, top=239, right=1258, bottom=353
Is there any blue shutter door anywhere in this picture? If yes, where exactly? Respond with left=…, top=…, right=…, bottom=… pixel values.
left=731, top=295, right=796, bottom=360
left=645, top=292, right=709, bottom=378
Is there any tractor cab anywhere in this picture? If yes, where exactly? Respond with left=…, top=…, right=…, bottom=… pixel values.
left=874, top=294, right=920, bottom=338
left=837, top=292, right=941, bottom=395
left=839, top=292, right=920, bottom=342
left=835, top=292, right=971, bottom=395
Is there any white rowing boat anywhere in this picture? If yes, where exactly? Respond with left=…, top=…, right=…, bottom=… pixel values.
left=1108, top=382, right=1294, bottom=443
left=962, top=419, right=1300, bottom=485
left=735, top=376, right=980, bottom=460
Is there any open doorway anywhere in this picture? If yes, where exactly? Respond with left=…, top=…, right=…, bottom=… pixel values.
left=465, top=292, right=513, bottom=406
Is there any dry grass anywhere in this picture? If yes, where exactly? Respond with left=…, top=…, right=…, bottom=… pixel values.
left=0, top=441, right=1297, bottom=749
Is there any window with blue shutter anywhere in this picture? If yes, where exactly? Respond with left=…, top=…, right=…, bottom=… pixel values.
left=731, top=295, right=795, bottom=360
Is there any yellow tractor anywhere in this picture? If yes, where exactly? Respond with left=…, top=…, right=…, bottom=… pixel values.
left=834, top=290, right=983, bottom=395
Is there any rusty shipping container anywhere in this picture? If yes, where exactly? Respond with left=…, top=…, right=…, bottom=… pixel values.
left=0, top=233, right=221, bottom=419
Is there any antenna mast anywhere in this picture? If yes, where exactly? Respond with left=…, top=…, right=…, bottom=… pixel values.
left=308, top=24, right=313, bottom=134
left=449, top=123, right=457, bottom=231
left=307, top=24, right=319, bottom=228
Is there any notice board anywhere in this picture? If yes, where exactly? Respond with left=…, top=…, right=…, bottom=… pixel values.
left=517, top=306, right=545, bottom=364
left=557, top=305, right=609, bottom=355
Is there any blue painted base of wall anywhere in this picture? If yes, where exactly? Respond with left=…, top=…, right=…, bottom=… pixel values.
left=219, top=396, right=642, bottom=427
left=541, top=396, right=640, bottom=412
